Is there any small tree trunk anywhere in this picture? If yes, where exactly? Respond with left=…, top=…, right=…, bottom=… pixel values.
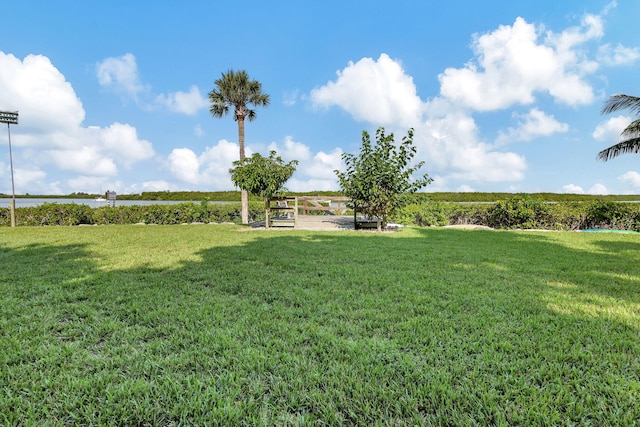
left=238, top=117, right=249, bottom=224
left=241, top=189, right=249, bottom=225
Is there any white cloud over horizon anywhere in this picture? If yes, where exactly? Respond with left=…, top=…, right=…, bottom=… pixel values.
left=589, top=183, right=609, bottom=195
left=563, top=183, right=585, bottom=194
left=165, top=136, right=343, bottom=192
left=0, top=51, right=157, bottom=194
left=310, top=53, right=529, bottom=186
left=619, top=171, right=640, bottom=189
left=167, top=139, right=241, bottom=189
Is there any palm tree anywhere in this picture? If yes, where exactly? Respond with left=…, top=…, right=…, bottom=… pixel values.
left=209, top=70, right=270, bottom=224
left=598, top=94, right=640, bottom=161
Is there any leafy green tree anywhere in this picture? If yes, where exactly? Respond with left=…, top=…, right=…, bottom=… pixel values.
left=209, top=69, right=270, bottom=224
left=335, top=127, right=433, bottom=231
left=229, top=151, right=298, bottom=226
left=598, top=94, right=640, bottom=161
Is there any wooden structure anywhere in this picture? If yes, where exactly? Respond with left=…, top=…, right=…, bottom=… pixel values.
left=266, top=197, right=297, bottom=228
left=297, top=196, right=349, bottom=216
left=351, top=203, right=379, bottom=229
left=265, top=196, right=379, bottom=230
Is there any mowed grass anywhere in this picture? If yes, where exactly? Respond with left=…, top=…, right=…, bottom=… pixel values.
left=0, top=225, right=638, bottom=426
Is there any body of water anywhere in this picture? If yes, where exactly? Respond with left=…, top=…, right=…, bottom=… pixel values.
left=0, top=198, right=235, bottom=208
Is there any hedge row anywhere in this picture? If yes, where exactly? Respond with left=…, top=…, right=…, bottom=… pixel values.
left=2, top=197, right=639, bottom=231
left=395, top=197, right=640, bottom=231
left=0, top=202, right=265, bottom=227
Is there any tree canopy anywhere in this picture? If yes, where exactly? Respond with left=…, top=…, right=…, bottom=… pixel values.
left=335, top=127, right=433, bottom=231
left=229, top=151, right=298, bottom=200
left=598, top=94, right=640, bottom=161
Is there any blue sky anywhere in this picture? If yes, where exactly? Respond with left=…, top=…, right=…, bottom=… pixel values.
left=1, top=1, right=639, bottom=196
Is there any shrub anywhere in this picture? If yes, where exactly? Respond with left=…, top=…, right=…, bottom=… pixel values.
left=446, top=203, right=491, bottom=226
left=16, top=203, right=93, bottom=226
left=544, top=202, right=587, bottom=231
left=0, top=202, right=268, bottom=227
left=584, top=200, right=638, bottom=230
left=487, top=195, right=548, bottom=229
left=395, top=202, right=449, bottom=226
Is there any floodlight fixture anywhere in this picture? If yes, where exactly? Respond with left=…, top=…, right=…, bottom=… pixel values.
left=0, top=110, right=19, bottom=227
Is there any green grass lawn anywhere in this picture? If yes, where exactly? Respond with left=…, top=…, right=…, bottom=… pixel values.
left=1, top=225, right=638, bottom=426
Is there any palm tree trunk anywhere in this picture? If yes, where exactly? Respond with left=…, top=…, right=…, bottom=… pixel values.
left=238, top=117, right=249, bottom=224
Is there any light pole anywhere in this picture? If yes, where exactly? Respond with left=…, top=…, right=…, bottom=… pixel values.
left=0, top=111, right=19, bottom=227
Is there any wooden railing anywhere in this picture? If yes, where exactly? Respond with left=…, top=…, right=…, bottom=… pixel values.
left=297, top=196, right=350, bottom=216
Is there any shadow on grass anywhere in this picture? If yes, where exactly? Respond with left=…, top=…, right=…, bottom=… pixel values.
left=0, top=227, right=638, bottom=425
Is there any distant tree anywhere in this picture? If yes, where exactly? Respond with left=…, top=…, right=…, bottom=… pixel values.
left=597, top=94, right=640, bottom=161
left=335, top=127, right=433, bottom=231
left=229, top=151, right=298, bottom=226
left=209, top=69, right=270, bottom=224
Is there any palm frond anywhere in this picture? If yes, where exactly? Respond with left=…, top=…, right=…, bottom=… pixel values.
left=601, top=94, right=640, bottom=116
left=209, top=69, right=270, bottom=121
left=597, top=137, right=640, bottom=161
left=621, top=119, right=640, bottom=138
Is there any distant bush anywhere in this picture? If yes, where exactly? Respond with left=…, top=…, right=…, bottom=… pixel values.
left=0, top=202, right=265, bottom=227
left=393, top=198, right=640, bottom=231
left=396, top=202, right=450, bottom=227
left=584, top=200, right=639, bottom=231
left=487, top=195, right=549, bottom=229
left=1, top=203, right=94, bottom=226
left=2, top=199, right=640, bottom=231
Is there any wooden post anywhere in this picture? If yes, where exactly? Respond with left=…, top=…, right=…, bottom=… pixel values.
left=265, top=198, right=270, bottom=229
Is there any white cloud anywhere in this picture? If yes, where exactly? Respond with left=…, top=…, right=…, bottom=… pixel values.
left=414, top=114, right=528, bottom=183
left=97, top=123, right=155, bottom=166
left=96, top=53, right=147, bottom=98
left=12, top=168, right=47, bottom=191
left=593, top=115, right=631, bottom=141
left=167, top=139, right=240, bottom=189
left=588, top=183, right=609, bottom=195
left=166, top=136, right=342, bottom=192
left=310, top=53, right=423, bottom=127
left=155, top=85, right=208, bottom=115
left=46, top=147, right=118, bottom=176
left=457, top=184, right=476, bottom=192
left=194, top=124, right=204, bottom=138
left=97, top=53, right=208, bottom=115
left=619, top=171, right=640, bottom=188
left=598, top=43, right=640, bottom=66
left=563, top=184, right=585, bottom=194
left=167, top=148, right=202, bottom=184
left=268, top=136, right=312, bottom=162
left=0, top=52, right=85, bottom=133
left=268, top=137, right=342, bottom=191
left=304, top=149, right=343, bottom=181
left=67, top=176, right=106, bottom=191
left=141, top=180, right=179, bottom=192
left=438, top=15, right=600, bottom=111
left=283, top=89, right=299, bottom=106
left=496, top=108, right=569, bottom=145
left=0, top=51, right=157, bottom=193
left=310, top=52, right=529, bottom=187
